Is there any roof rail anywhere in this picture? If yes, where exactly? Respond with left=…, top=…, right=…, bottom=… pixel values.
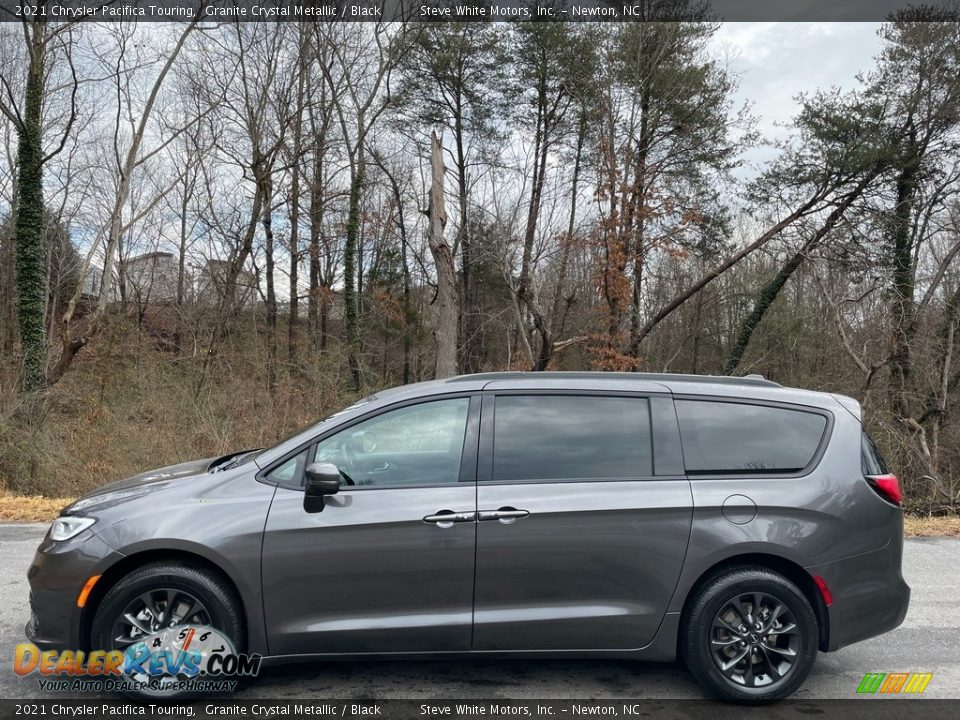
left=445, top=371, right=781, bottom=388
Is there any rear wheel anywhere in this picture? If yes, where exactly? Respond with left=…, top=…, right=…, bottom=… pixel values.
left=91, top=562, right=244, bottom=698
left=681, top=567, right=818, bottom=702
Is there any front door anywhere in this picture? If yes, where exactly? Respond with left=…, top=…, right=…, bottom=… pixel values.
left=262, top=395, right=479, bottom=656
left=472, top=393, right=693, bottom=651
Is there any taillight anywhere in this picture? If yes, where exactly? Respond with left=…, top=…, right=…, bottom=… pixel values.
left=866, top=473, right=903, bottom=506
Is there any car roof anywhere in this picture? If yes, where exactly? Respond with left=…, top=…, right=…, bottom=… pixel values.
left=448, top=370, right=780, bottom=389
left=440, top=371, right=841, bottom=410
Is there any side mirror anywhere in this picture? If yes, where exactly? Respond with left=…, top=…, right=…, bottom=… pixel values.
left=303, top=462, right=341, bottom=513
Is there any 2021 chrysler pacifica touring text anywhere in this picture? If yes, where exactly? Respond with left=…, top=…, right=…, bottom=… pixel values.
left=26, top=371, right=910, bottom=702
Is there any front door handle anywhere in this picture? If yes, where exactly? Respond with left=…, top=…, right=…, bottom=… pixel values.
left=478, top=507, right=530, bottom=524
left=423, top=509, right=476, bottom=528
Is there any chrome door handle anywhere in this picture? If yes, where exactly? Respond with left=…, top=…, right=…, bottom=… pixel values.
left=423, top=510, right=476, bottom=528
left=478, top=507, right=530, bottom=524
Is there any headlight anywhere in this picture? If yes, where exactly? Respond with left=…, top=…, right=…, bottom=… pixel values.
left=50, top=516, right=96, bottom=542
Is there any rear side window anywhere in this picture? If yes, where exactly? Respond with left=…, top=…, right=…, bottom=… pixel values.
left=492, top=395, right=652, bottom=481
left=861, top=432, right=890, bottom=475
left=676, top=400, right=827, bottom=474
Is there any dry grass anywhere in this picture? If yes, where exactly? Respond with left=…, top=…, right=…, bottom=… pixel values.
left=0, top=493, right=73, bottom=522
left=904, top=514, right=960, bottom=538
left=1, top=318, right=356, bottom=498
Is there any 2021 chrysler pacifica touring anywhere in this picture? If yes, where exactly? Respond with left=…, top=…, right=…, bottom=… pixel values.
left=26, top=371, right=910, bottom=702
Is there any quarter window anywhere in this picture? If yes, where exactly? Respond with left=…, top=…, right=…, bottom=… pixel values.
left=862, top=432, right=890, bottom=475
left=675, top=400, right=827, bottom=474
left=492, top=395, right=653, bottom=481
left=265, top=448, right=310, bottom=486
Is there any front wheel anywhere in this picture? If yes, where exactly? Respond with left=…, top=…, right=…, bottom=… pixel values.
left=91, top=562, right=245, bottom=698
left=681, top=567, right=819, bottom=702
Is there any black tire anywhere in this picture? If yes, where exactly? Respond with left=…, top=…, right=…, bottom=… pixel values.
left=91, top=562, right=245, bottom=698
left=680, top=567, right=818, bottom=703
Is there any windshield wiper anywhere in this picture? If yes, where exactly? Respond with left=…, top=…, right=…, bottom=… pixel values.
left=212, top=449, right=261, bottom=473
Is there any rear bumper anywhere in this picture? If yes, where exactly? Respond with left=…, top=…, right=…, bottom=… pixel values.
left=807, top=533, right=910, bottom=652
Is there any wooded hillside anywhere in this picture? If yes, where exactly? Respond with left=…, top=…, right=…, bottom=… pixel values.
left=1, top=8, right=959, bottom=510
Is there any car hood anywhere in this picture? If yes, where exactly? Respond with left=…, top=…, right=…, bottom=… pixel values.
left=63, top=456, right=218, bottom=515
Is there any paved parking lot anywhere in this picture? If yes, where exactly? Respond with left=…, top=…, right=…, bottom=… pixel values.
left=0, top=524, right=957, bottom=699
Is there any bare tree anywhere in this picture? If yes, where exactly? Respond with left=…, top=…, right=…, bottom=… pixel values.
left=53, top=21, right=200, bottom=383
left=315, top=22, right=412, bottom=391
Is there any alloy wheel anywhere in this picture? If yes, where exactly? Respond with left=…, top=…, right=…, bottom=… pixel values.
left=709, top=591, right=802, bottom=689
left=111, top=587, right=211, bottom=649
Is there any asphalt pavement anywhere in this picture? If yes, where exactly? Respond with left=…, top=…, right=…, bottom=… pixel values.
left=0, top=523, right=956, bottom=700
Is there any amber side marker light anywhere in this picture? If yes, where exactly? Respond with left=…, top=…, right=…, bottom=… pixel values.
left=77, top=575, right=101, bottom=608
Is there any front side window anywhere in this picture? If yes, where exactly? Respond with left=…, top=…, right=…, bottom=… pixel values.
left=675, top=400, right=827, bottom=474
left=492, top=395, right=653, bottom=481
left=313, top=398, right=470, bottom=488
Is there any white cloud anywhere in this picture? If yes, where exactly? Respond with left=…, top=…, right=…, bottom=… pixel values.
left=711, top=22, right=884, bottom=172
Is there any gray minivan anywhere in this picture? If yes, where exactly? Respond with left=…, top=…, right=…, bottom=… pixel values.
left=27, top=372, right=909, bottom=701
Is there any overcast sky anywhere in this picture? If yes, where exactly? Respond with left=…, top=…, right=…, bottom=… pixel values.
left=711, top=22, right=884, bottom=172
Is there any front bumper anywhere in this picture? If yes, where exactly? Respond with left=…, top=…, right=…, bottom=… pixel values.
left=807, top=534, right=911, bottom=652
left=25, top=529, right=120, bottom=651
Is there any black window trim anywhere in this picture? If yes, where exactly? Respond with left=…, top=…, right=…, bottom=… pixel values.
left=673, top=394, right=834, bottom=480
left=478, top=389, right=664, bottom=485
left=256, top=392, right=481, bottom=491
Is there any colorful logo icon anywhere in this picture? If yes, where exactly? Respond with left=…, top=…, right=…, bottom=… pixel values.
left=856, top=672, right=933, bottom=694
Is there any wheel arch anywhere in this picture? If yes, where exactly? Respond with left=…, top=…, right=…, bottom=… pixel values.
left=79, top=548, right=249, bottom=652
left=678, top=553, right=830, bottom=652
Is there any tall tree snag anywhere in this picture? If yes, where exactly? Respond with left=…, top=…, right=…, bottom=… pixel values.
left=427, top=131, right=457, bottom=379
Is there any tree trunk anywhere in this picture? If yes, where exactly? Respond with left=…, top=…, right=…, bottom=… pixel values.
left=627, top=84, right=652, bottom=366
left=379, top=156, right=415, bottom=385
left=723, top=243, right=812, bottom=376
left=343, top=154, right=364, bottom=391
left=1, top=225, right=16, bottom=360
left=288, top=24, right=307, bottom=364
left=550, top=111, right=586, bottom=335
left=516, top=74, right=555, bottom=371
left=889, top=144, right=921, bottom=421
left=453, top=110, right=476, bottom=373
left=307, top=147, right=323, bottom=349
left=427, top=132, right=458, bottom=379
left=262, top=174, right=277, bottom=395
left=14, top=19, right=48, bottom=392
left=287, top=181, right=300, bottom=364
left=288, top=150, right=301, bottom=364
left=174, top=173, right=191, bottom=355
